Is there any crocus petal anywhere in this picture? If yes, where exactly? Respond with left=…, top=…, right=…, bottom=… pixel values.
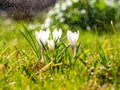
left=35, top=29, right=50, bottom=47
left=48, top=39, right=55, bottom=51
left=41, top=29, right=50, bottom=45
left=35, top=31, right=41, bottom=45
left=53, top=28, right=62, bottom=41
left=67, top=30, right=79, bottom=47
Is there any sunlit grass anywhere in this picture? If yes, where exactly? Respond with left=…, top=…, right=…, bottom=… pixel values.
left=0, top=21, right=120, bottom=90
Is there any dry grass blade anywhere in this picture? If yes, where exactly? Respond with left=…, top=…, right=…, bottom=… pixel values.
left=35, top=61, right=53, bottom=75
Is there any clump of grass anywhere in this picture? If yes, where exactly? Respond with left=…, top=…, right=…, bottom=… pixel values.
left=0, top=22, right=120, bottom=89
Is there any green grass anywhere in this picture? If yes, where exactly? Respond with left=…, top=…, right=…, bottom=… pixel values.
left=0, top=20, right=120, bottom=90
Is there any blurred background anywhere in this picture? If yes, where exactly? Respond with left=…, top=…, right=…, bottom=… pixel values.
left=41, top=0, right=120, bottom=33
left=0, top=0, right=120, bottom=33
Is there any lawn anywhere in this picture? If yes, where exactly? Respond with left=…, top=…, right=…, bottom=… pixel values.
left=0, top=19, right=120, bottom=90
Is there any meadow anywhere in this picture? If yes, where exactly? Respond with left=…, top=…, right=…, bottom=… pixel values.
left=0, top=18, right=120, bottom=90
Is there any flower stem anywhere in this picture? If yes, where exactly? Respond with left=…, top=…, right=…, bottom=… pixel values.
left=41, top=46, right=44, bottom=63
left=71, top=45, right=76, bottom=59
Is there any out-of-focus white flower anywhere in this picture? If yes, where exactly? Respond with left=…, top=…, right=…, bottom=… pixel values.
left=61, top=3, right=67, bottom=11
left=106, top=0, right=114, bottom=6
left=72, top=0, right=79, bottom=3
left=55, top=12, right=63, bottom=19
left=67, top=30, right=79, bottom=47
left=55, top=3, right=61, bottom=9
left=65, top=1, right=72, bottom=6
left=28, top=23, right=40, bottom=30
left=28, top=24, right=36, bottom=30
left=52, top=28, right=62, bottom=41
left=59, top=18, right=65, bottom=22
left=44, top=17, right=53, bottom=28
left=35, top=29, right=50, bottom=46
left=48, top=10, right=54, bottom=15
left=48, top=39, right=55, bottom=51
left=80, top=9, right=86, bottom=14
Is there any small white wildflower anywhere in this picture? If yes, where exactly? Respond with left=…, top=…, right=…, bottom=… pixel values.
left=52, top=28, right=62, bottom=41
left=48, top=39, right=55, bottom=51
left=67, top=30, right=79, bottom=47
left=67, top=30, right=79, bottom=58
left=61, top=3, right=67, bottom=11
left=44, top=17, right=52, bottom=28
left=66, top=1, right=72, bottom=6
left=35, top=29, right=50, bottom=63
left=72, top=0, right=79, bottom=3
left=35, top=29, right=50, bottom=46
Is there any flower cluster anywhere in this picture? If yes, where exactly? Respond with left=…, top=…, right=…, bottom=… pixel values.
left=35, top=29, right=62, bottom=63
left=35, top=28, right=62, bottom=50
left=35, top=29, right=79, bottom=63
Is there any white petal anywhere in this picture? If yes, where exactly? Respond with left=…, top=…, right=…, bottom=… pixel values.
left=35, top=31, right=41, bottom=45
left=35, top=30, right=50, bottom=46
left=53, top=28, right=62, bottom=41
left=58, top=28, right=62, bottom=38
left=67, top=30, right=79, bottom=46
left=48, top=39, right=55, bottom=51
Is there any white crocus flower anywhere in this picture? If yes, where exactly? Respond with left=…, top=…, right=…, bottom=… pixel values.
left=52, top=28, right=62, bottom=42
left=35, top=29, right=50, bottom=46
left=67, top=30, right=79, bottom=58
left=67, top=30, right=79, bottom=47
left=35, top=29, right=50, bottom=63
left=48, top=39, right=55, bottom=52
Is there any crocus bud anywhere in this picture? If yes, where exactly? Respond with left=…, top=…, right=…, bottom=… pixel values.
left=48, top=39, right=55, bottom=51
